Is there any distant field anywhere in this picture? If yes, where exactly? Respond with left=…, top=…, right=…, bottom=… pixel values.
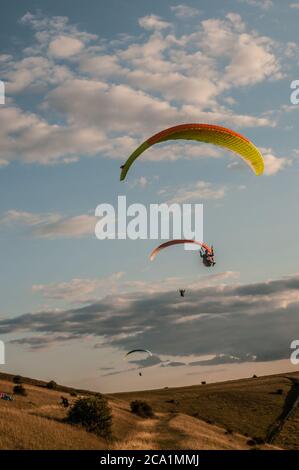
left=0, top=370, right=298, bottom=450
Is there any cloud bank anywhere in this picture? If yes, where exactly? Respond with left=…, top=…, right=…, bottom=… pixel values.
left=1, top=274, right=299, bottom=365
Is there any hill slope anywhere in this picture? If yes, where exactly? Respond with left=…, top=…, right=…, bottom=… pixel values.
left=1, top=370, right=298, bottom=450
left=111, top=370, right=299, bottom=449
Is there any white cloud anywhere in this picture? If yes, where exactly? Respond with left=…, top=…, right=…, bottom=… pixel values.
left=0, top=54, right=12, bottom=63
left=48, top=36, right=84, bottom=58
left=164, top=180, right=226, bottom=203
left=239, top=0, right=273, bottom=9
left=289, top=2, right=299, bottom=7
left=226, top=148, right=291, bottom=175
left=0, top=210, right=60, bottom=226
left=199, top=16, right=282, bottom=87
left=0, top=106, right=110, bottom=165
left=0, top=210, right=97, bottom=238
left=138, top=14, right=172, bottom=31
left=46, top=79, right=179, bottom=133
left=170, top=4, right=200, bottom=18
left=34, top=214, right=97, bottom=239
left=262, top=149, right=292, bottom=175
left=3, top=56, right=72, bottom=94
left=129, top=176, right=149, bottom=188
left=32, top=270, right=239, bottom=303
left=32, top=272, right=124, bottom=302
left=46, top=78, right=273, bottom=140
left=20, top=11, right=97, bottom=44
left=0, top=12, right=281, bottom=169
left=79, top=54, right=124, bottom=77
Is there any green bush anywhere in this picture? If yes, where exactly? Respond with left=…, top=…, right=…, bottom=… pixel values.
left=67, top=396, right=112, bottom=438
left=130, top=400, right=154, bottom=418
left=13, top=384, right=27, bottom=396
left=13, top=375, right=23, bottom=384
left=46, top=380, right=57, bottom=390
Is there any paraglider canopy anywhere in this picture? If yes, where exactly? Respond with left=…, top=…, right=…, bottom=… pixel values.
left=120, top=123, right=264, bottom=181
left=150, top=239, right=212, bottom=262
left=124, top=350, right=152, bottom=378
left=125, top=349, right=153, bottom=359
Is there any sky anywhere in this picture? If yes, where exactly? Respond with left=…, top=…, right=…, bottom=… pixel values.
left=0, top=0, right=299, bottom=392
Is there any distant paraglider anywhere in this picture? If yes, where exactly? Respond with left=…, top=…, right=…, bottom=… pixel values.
left=150, top=239, right=215, bottom=268
left=125, top=349, right=153, bottom=377
left=179, top=289, right=186, bottom=297
left=125, top=349, right=153, bottom=359
left=120, top=123, right=264, bottom=181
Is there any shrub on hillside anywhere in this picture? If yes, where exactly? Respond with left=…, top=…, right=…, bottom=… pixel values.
left=67, top=396, right=112, bottom=438
left=13, top=384, right=27, bottom=396
left=13, top=375, right=23, bottom=384
left=253, top=436, right=265, bottom=445
left=46, top=380, right=57, bottom=390
left=130, top=400, right=154, bottom=418
left=247, top=437, right=264, bottom=446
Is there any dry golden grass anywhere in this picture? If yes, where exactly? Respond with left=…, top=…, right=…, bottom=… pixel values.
left=109, top=397, right=141, bottom=442
left=112, top=417, right=159, bottom=450
left=0, top=371, right=297, bottom=450
left=0, top=380, right=106, bottom=449
left=165, top=413, right=279, bottom=450
left=111, top=410, right=279, bottom=450
left=0, top=406, right=107, bottom=450
left=274, top=407, right=299, bottom=450
left=112, top=371, right=299, bottom=448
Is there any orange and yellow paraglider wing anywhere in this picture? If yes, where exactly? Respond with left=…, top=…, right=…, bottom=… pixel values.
left=120, top=141, right=150, bottom=181
left=120, top=123, right=264, bottom=181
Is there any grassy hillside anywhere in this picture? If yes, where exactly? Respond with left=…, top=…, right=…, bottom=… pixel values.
left=111, top=371, right=299, bottom=449
left=0, top=370, right=298, bottom=450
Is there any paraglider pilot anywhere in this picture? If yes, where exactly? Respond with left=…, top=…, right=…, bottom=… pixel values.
left=200, top=246, right=215, bottom=267
left=179, top=289, right=186, bottom=297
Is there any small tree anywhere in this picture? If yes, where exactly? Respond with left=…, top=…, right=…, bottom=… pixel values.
left=13, top=375, right=23, bottom=384
left=130, top=400, right=154, bottom=418
left=46, top=380, right=57, bottom=390
left=67, top=396, right=112, bottom=438
left=13, top=384, right=27, bottom=396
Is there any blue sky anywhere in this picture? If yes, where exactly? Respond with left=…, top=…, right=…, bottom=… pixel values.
left=0, top=0, right=299, bottom=392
